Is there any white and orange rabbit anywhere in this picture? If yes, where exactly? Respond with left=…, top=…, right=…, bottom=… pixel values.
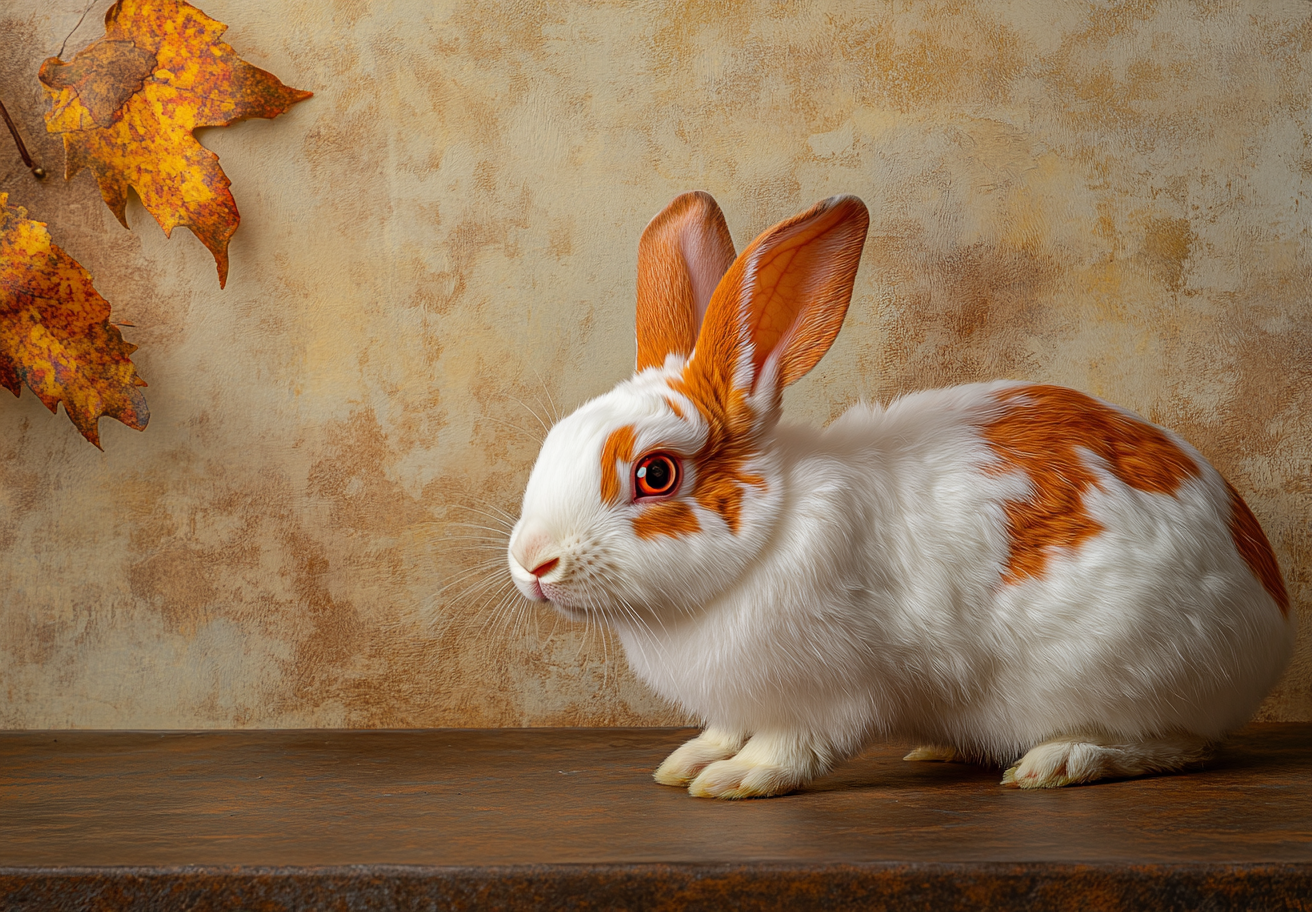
left=508, top=191, right=1294, bottom=798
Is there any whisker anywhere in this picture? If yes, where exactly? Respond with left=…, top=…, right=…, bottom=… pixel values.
left=573, top=599, right=595, bottom=667
left=435, top=497, right=520, bottom=537
left=459, top=504, right=519, bottom=529
left=443, top=519, right=514, bottom=534
left=432, top=560, right=513, bottom=609
left=446, top=519, right=516, bottom=543
left=509, top=395, right=551, bottom=436
left=476, top=587, right=524, bottom=644
left=437, top=577, right=513, bottom=618
left=531, top=365, right=562, bottom=424
left=451, top=496, right=520, bottom=523
left=436, top=553, right=507, bottom=577
left=446, top=572, right=516, bottom=606
left=595, top=573, right=667, bottom=671
left=476, top=412, right=543, bottom=445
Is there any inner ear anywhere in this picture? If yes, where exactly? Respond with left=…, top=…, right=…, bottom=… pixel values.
left=635, top=191, right=737, bottom=372
left=681, top=223, right=730, bottom=333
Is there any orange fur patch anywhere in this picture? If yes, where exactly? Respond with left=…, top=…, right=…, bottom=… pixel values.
left=668, top=370, right=766, bottom=535
left=633, top=500, right=702, bottom=540
left=983, top=385, right=1200, bottom=583
left=1224, top=481, right=1289, bottom=616
left=667, top=234, right=768, bottom=535
left=600, top=425, right=637, bottom=505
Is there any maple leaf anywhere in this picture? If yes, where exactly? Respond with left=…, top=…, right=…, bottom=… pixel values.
left=0, top=193, right=148, bottom=447
left=38, top=0, right=312, bottom=288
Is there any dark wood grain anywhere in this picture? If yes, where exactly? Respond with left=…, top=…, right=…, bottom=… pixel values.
left=1, top=725, right=1309, bottom=910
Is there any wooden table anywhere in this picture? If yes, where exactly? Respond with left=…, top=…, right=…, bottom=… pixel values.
left=1, top=725, right=1309, bottom=910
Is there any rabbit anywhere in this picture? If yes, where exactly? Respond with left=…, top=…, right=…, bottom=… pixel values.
left=507, top=190, right=1295, bottom=799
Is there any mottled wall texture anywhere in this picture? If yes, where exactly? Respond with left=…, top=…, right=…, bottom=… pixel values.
left=1, top=0, right=1308, bottom=728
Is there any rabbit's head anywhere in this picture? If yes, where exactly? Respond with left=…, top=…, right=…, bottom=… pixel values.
left=509, top=192, right=869, bottom=621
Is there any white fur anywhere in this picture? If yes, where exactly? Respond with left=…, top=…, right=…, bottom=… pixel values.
left=509, top=376, right=1294, bottom=795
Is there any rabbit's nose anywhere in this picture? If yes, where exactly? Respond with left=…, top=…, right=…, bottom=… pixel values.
left=509, top=524, right=560, bottom=579
left=530, top=557, right=559, bottom=578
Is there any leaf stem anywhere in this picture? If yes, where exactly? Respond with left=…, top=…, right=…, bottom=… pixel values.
left=0, top=97, right=46, bottom=180
left=57, top=0, right=104, bottom=62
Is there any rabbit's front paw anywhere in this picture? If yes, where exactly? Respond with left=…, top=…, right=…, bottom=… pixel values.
left=653, top=728, right=746, bottom=787
left=687, top=756, right=802, bottom=799
left=684, top=731, right=827, bottom=799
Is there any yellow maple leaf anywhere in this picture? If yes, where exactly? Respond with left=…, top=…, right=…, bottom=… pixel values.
left=39, top=0, right=312, bottom=288
left=0, top=193, right=148, bottom=448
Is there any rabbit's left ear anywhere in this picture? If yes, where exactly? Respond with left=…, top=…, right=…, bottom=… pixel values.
left=635, top=191, right=738, bottom=372
left=686, top=195, right=869, bottom=409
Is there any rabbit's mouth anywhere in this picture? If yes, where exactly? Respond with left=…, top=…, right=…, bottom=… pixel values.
left=537, top=579, right=583, bottom=610
left=539, top=582, right=618, bottom=622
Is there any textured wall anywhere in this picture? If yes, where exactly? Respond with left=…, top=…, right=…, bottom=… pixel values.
left=0, top=0, right=1307, bottom=728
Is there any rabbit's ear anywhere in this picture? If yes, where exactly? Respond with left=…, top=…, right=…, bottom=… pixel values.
left=636, top=191, right=737, bottom=372
left=686, top=195, right=868, bottom=409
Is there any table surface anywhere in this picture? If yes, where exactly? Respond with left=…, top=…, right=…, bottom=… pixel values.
left=1, top=724, right=1309, bottom=868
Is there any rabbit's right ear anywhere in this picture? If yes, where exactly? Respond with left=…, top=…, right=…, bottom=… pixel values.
left=682, top=195, right=869, bottom=422
left=635, top=191, right=737, bottom=372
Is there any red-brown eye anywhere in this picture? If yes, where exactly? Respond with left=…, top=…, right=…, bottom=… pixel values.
left=634, top=452, right=680, bottom=499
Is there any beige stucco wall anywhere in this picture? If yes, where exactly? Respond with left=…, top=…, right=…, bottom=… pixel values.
left=0, top=0, right=1308, bottom=728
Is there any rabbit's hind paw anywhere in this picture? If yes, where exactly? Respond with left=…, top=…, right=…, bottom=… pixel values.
left=1001, top=734, right=1212, bottom=789
left=904, top=745, right=965, bottom=762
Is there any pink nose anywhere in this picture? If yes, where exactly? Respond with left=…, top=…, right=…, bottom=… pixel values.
left=530, top=558, right=559, bottom=578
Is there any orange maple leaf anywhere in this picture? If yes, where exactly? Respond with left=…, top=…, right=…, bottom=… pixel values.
left=0, top=193, right=148, bottom=448
left=38, top=0, right=312, bottom=288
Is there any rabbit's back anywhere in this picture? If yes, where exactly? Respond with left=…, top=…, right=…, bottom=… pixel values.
left=832, top=380, right=1291, bottom=754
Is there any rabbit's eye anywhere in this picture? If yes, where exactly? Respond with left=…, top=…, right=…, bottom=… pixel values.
left=634, top=453, right=681, bottom=498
